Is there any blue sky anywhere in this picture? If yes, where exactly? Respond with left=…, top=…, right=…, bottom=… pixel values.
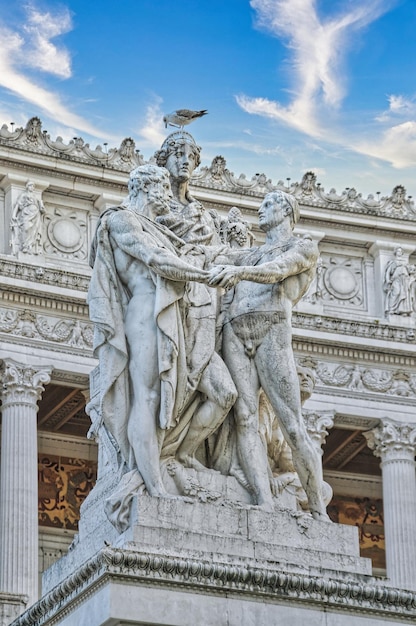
left=0, top=0, right=415, bottom=197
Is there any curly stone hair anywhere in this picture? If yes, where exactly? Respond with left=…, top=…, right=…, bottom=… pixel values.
left=154, top=132, right=201, bottom=169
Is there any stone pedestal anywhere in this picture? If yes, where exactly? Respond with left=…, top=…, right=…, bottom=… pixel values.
left=0, top=360, right=51, bottom=616
left=365, top=419, right=416, bottom=591
left=11, top=469, right=416, bottom=626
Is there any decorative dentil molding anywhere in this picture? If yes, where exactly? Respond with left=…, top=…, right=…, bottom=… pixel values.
left=0, top=117, right=144, bottom=172
left=0, top=308, right=93, bottom=349
left=0, top=359, right=51, bottom=408
left=364, top=419, right=416, bottom=461
left=303, top=410, right=335, bottom=450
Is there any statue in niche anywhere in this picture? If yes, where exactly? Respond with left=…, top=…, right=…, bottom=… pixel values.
left=88, top=133, right=329, bottom=530
left=10, top=180, right=45, bottom=255
left=384, top=247, right=415, bottom=316
left=208, top=190, right=329, bottom=520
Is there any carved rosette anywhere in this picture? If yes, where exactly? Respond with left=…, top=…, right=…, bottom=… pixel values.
left=364, top=419, right=416, bottom=463
left=1, top=360, right=51, bottom=411
left=303, top=410, right=335, bottom=451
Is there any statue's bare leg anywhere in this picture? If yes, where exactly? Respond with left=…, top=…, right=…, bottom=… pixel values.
left=222, top=324, right=274, bottom=509
left=125, top=295, right=167, bottom=497
left=177, top=352, right=237, bottom=471
left=255, top=333, right=329, bottom=521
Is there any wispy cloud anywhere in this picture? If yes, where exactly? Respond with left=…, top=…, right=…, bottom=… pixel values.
left=0, top=4, right=104, bottom=137
left=239, top=0, right=392, bottom=135
left=137, top=98, right=166, bottom=147
left=237, top=0, right=416, bottom=169
left=375, top=94, right=416, bottom=123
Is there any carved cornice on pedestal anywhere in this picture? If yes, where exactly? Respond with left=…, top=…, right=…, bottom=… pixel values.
left=0, top=360, right=51, bottom=410
left=364, top=419, right=416, bottom=462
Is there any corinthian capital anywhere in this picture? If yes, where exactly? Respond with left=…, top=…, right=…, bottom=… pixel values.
left=1, top=359, right=52, bottom=409
left=303, top=410, right=335, bottom=451
left=364, top=419, right=416, bottom=462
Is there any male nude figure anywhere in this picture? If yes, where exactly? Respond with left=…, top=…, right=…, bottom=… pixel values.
left=209, top=190, right=329, bottom=520
left=89, top=164, right=211, bottom=497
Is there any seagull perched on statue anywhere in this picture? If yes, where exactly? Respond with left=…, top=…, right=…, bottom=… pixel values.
left=163, top=109, right=208, bottom=129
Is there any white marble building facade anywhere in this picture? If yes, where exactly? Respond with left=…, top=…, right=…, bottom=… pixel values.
left=0, top=118, right=415, bottom=624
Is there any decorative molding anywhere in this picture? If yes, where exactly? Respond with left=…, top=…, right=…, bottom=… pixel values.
left=0, top=256, right=91, bottom=292
left=0, top=360, right=51, bottom=408
left=13, top=547, right=416, bottom=626
left=314, top=254, right=365, bottom=308
left=44, top=206, right=88, bottom=260
left=0, top=308, right=93, bottom=348
left=0, top=117, right=144, bottom=172
left=292, top=312, right=416, bottom=345
left=364, top=419, right=416, bottom=461
left=1, top=119, right=415, bottom=223
left=0, top=293, right=88, bottom=315
left=300, top=359, right=416, bottom=399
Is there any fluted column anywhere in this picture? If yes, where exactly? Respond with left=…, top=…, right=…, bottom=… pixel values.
left=364, top=419, right=416, bottom=590
left=0, top=360, right=51, bottom=607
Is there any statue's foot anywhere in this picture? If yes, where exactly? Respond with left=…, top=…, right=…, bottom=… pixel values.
left=177, top=453, right=212, bottom=473
left=257, top=498, right=274, bottom=513
left=229, top=467, right=251, bottom=491
left=310, top=508, right=331, bottom=522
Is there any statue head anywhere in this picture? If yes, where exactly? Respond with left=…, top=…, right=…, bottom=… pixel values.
left=155, top=132, right=201, bottom=182
left=260, top=190, right=300, bottom=230
left=127, top=164, right=172, bottom=217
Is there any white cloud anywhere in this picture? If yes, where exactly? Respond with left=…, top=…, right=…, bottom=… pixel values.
left=375, top=94, right=416, bottom=122
left=354, top=121, right=416, bottom=168
left=137, top=99, right=166, bottom=148
left=0, top=4, right=104, bottom=138
left=22, top=5, right=72, bottom=78
left=241, top=0, right=392, bottom=135
left=237, top=0, right=416, bottom=168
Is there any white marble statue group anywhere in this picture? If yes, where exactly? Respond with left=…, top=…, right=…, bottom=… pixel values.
left=88, top=131, right=330, bottom=530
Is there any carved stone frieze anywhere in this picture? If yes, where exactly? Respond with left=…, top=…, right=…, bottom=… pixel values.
left=0, top=257, right=90, bottom=292
left=292, top=311, right=416, bottom=345
left=44, top=206, right=87, bottom=260
left=0, top=117, right=144, bottom=172
left=0, top=360, right=51, bottom=408
left=0, top=308, right=93, bottom=349
left=297, top=358, right=416, bottom=399
left=0, top=308, right=93, bottom=347
left=364, top=419, right=416, bottom=461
